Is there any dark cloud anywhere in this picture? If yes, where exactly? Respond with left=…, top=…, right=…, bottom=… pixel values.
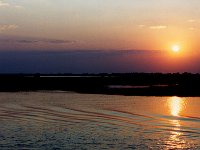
left=0, top=37, right=77, bottom=44
left=0, top=50, right=172, bottom=74
left=45, top=39, right=76, bottom=44
left=16, top=40, right=39, bottom=43
left=15, top=39, right=76, bottom=44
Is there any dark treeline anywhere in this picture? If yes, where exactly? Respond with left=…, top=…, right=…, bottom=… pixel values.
left=0, top=73, right=200, bottom=96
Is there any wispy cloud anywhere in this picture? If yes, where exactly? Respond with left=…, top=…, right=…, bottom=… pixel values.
left=138, top=25, right=146, bottom=28
left=0, top=24, right=18, bottom=32
left=0, top=1, right=22, bottom=9
left=138, top=24, right=167, bottom=30
left=149, top=26, right=167, bottom=30
left=0, top=37, right=77, bottom=45
left=45, top=39, right=77, bottom=44
left=187, top=19, right=196, bottom=23
left=188, top=27, right=195, bottom=31
left=0, top=1, right=9, bottom=7
left=15, top=39, right=77, bottom=44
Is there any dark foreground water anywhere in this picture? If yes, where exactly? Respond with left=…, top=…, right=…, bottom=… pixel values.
left=1, top=92, right=200, bottom=149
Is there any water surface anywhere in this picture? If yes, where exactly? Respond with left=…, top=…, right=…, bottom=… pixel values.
left=0, top=92, right=200, bottom=149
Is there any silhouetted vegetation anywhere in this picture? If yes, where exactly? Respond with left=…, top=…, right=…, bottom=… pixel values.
left=0, top=73, right=200, bottom=96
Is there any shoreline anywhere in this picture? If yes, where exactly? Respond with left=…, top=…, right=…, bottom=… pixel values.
left=0, top=73, right=199, bottom=96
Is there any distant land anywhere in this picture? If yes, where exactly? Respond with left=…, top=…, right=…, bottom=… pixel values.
left=0, top=73, right=200, bottom=96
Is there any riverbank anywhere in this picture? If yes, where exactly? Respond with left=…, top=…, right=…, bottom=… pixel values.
left=0, top=73, right=199, bottom=96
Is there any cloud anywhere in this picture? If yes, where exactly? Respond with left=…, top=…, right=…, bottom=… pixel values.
left=0, top=1, right=9, bottom=7
left=188, top=27, right=195, bottom=30
left=16, top=40, right=39, bottom=44
left=0, top=50, right=165, bottom=73
left=138, top=24, right=167, bottom=30
left=187, top=19, right=196, bottom=23
left=0, top=24, right=18, bottom=32
left=15, top=39, right=77, bottom=44
left=0, top=1, right=22, bottom=9
left=44, top=39, right=77, bottom=44
left=138, top=25, right=146, bottom=28
left=0, top=37, right=77, bottom=45
left=149, top=26, right=167, bottom=30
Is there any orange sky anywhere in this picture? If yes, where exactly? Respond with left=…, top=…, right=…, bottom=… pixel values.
left=0, top=0, right=200, bottom=73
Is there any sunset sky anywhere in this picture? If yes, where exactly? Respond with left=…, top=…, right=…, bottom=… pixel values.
left=0, top=0, right=200, bottom=73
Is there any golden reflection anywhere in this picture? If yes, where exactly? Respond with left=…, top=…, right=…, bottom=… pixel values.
left=166, top=97, right=186, bottom=149
left=169, top=96, right=184, bottom=117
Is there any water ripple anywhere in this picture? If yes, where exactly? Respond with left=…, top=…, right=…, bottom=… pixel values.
left=1, top=92, right=200, bottom=149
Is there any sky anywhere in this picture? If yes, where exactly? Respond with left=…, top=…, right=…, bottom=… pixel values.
left=0, top=0, right=200, bottom=73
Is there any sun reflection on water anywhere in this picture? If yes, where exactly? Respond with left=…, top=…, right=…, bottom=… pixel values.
left=169, top=96, right=183, bottom=117
left=166, top=96, right=187, bottom=149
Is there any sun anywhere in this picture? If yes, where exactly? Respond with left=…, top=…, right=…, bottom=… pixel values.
left=172, top=45, right=180, bottom=52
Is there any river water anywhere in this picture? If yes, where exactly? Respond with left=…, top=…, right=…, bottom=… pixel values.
left=0, top=92, right=200, bottom=149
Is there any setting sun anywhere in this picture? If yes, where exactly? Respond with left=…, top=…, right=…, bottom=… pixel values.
left=172, top=45, right=180, bottom=52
